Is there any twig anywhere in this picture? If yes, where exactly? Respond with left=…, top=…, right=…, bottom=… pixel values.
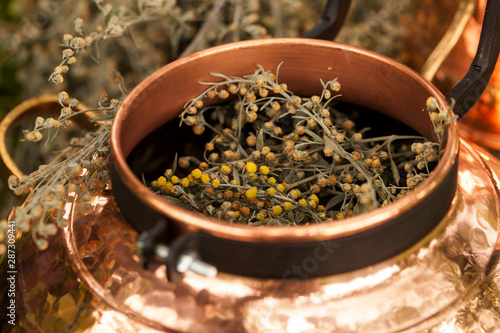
left=179, top=0, right=228, bottom=58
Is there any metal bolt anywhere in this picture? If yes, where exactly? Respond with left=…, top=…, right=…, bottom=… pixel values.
left=137, top=241, right=217, bottom=278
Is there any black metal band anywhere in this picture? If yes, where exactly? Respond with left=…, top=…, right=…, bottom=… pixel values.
left=111, top=155, right=458, bottom=280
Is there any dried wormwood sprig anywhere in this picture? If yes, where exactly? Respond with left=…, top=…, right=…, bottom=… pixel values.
left=47, top=0, right=275, bottom=86
left=48, top=1, right=184, bottom=85
left=150, top=64, right=449, bottom=226
left=1, top=0, right=321, bottom=254
left=6, top=92, right=117, bottom=250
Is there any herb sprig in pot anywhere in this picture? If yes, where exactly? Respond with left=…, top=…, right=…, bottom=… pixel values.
left=148, top=64, right=451, bottom=226
left=110, top=38, right=460, bottom=278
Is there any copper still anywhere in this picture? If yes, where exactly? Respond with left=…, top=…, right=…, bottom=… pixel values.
left=2, top=0, right=500, bottom=332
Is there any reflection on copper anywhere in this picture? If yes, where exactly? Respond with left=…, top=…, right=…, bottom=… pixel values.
left=320, top=264, right=400, bottom=298
left=460, top=58, right=500, bottom=148
left=459, top=169, right=479, bottom=195
left=183, top=271, right=258, bottom=298
left=431, top=320, right=460, bottom=333
left=124, top=293, right=180, bottom=329
left=59, top=137, right=500, bottom=332
left=91, top=194, right=109, bottom=207
left=449, top=0, right=500, bottom=149
left=63, top=196, right=173, bottom=332
left=93, top=310, right=157, bottom=333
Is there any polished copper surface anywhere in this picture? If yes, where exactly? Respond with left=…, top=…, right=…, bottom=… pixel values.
left=47, top=137, right=499, bottom=332
left=111, top=38, right=459, bottom=243
left=5, top=4, right=500, bottom=332
left=460, top=59, right=500, bottom=149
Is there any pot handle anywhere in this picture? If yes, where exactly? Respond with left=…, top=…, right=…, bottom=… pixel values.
left=302, top=0, right=352, bottom=40
left=307, top=0, right=500, bottom=118
left=445, top=0, right=500, bottom=118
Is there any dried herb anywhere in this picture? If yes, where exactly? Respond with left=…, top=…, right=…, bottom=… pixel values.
left=149, top=64, right=451, bottom=226
left=1, top=0, right=321, bottom=253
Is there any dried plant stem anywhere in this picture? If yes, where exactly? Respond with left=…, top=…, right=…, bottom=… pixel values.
left=179, top=0, right=228, bottom=58
left=150, top=65, right=450, bottom=226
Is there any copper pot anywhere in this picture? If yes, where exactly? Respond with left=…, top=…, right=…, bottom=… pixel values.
left=111, top=38, right=458, bottom=280
left=110, top=0, right=500, bottom=281
left=4, top=1, right=500, bottom=332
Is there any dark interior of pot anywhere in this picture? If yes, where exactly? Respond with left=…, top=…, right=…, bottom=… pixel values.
left=117, top=40, right=445, bottom=157
left=111, top=38, right=458, bottom=279
left=127, top=102, right=420, bottom=185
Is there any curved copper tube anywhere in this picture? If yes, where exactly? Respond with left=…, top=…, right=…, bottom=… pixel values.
left=0, top=95, right=94, bottom=198
left=420, top=0, right=477, bottom=81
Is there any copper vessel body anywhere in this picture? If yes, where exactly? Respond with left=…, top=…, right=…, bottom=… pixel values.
left=10, top=137, right=499, bottom=332
left=5, top=39, right=500, bottom=332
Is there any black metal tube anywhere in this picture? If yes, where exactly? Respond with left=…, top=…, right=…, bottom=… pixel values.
left=303, top=0, right=352, bottom=40
left=446, top=0, right=500, bottom=118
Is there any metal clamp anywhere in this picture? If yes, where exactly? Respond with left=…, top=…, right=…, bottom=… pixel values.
left=136, top=220, right=217, bottom=282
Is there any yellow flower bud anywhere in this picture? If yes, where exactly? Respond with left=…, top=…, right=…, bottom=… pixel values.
left=246, top=162, right=257, bottom=174
left=309, top=194, right=319, bottom=203
left=157, top=176, right=167, bottom=187
left=221, top=165, right=231, bottom=174
left=181, top=178, right=190, bottom=187
left=289, top=189, right=301, bottom=200
left=191, top=168, right=202, bottom=179
left=267, top=177, right=276, bottom=185
left=259, top=165, right=270, bottom=175
left=245, top=187, right=258, bottom=200
left=201, top=174, right=210, bottom=184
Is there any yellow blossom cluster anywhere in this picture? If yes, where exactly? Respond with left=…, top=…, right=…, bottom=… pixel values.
left=151, top=67, right=446, bottom=225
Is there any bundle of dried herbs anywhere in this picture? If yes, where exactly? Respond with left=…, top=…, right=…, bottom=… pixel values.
left=149, top=64, right=451, bottom=226
left=1, top=0, right=323, bottom=252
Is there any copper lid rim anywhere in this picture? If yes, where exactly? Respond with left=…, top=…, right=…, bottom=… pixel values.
left=0, top=95, right=92, bottom=186
left=111, top=38, right=459, bottom=242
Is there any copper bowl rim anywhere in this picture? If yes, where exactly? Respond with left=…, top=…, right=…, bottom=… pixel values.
left=0, top=95, right=93, bottom=185
left=110, top=38, right=459, bottom=243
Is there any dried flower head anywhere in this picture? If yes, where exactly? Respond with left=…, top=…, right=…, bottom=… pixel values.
left=151, top=65, right=450, bottom=226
